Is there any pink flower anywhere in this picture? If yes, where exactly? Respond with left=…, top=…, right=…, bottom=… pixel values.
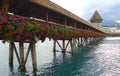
left=19, top=17, right=26, bottom=22
left=9, top=17, right=17, bottom=21
left=42, top=22, right=49, bottom=26
left=73, top=28, right=76, bottom=32
left=1, top=18, right=7, bottom=24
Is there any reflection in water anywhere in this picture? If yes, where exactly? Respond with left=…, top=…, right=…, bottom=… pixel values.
left=1, top=37, right=120, bottom=76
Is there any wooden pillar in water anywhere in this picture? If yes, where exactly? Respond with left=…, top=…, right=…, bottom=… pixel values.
left=70, top=39, right=74, bottom=54
left=53, top=40, right=56, bottom=52
left=78, top=38, right=81, bottom=47
left=31, top=41, right=37, bottom=71
left=85, top=38, right=88, bottom=47
left=62, top=40, right=66, bottom=53
left=19, top=42, right=25, bottom=69
left=9, top=41, right=14, bottom=67
left=81, top=37, right=83, bottom=46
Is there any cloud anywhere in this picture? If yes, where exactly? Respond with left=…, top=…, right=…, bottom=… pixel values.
left=115, top=20, right=120, bottom=23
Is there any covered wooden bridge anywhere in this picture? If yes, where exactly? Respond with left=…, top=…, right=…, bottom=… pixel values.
left=0, top=0, right=106, bottom=72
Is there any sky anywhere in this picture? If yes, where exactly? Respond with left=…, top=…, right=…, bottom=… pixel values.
left=50, top=0, right=120, bottom=25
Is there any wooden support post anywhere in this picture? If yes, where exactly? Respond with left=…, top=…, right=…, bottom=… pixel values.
left=2, top=0, right=9, bottom=12
left=31, top=41, right=38, bottom=72
left=74, top=22, right=76, bottom=28
left=93, top=37, right=96, bottom=42
left=19, top=42, right=25, bottom=69
left=62, top=40, right=66, bottom=53
left=46, top=10, right=49, bottom=22
left=64, top=18, right=67, bottom=26
left=80, top=25, right=83, bottom=29
left=82, top=38, right=86, bottom=46
left=80, top=38, right=83, bottom=46
left=53, top=40, right=56, bottom=52
left=9, top=41, right=14, bottom=67
left=78, top=38, right=80, bottom=47
left=70, top=40, right=74, bottom=54
left=85, top=38, right=88, bottom=47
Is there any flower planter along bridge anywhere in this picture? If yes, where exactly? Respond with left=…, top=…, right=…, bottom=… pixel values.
left=0, top=0, right=106, bottom=72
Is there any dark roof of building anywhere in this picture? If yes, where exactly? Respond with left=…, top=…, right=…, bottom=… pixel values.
left=90, top=10, right=103, bottom=22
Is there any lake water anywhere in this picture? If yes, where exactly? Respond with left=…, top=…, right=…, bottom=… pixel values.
left=1, top=37, right=120, bottom=76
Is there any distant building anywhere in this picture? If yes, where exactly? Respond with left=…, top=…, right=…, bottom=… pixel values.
left=90, top=10, right=107, bottom=33
left=90, top=10, right=103, bottom=28
left=90, top=10, right=120, bottom=34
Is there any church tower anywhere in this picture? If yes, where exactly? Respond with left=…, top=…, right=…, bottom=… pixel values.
left=90, top=10, right=103, bottom=27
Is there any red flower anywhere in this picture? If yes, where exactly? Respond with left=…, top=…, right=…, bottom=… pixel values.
left=8, top=29, right=14, bottom=36
left=0, top=26, right=3, bottom=30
